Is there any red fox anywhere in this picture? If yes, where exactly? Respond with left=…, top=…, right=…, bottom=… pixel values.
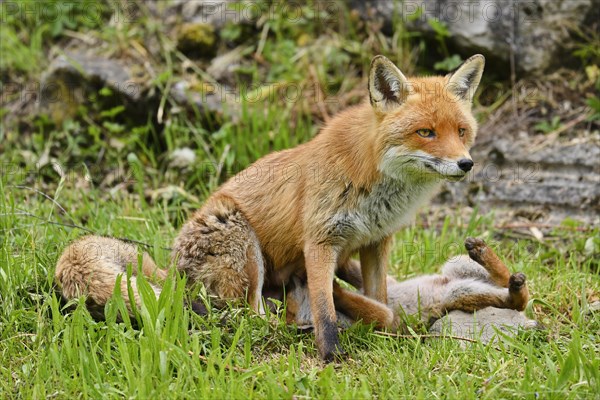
left=55, top=236, right=528, bottom=336
left=55, top=54, right=485, bottom=361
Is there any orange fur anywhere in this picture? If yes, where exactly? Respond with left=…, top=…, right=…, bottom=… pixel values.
left=56, top=55, right=486, bottom=361
left=55, top=236, right=165, bottom=318
left=172, top=55, right=485, bottom=360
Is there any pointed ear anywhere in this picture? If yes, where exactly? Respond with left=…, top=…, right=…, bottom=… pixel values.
left=369, top=55, right=411, bottom=114
left=447, top=54, right=485, bottom=103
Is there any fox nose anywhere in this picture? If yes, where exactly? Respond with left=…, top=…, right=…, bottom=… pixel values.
left=457, top=159, right=474, bottom=172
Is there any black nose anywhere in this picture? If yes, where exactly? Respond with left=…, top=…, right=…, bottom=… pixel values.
left=457, top=159, right=474, bottom=172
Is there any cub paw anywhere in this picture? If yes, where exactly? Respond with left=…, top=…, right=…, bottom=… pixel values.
left=465, top=237, right=487, bottom=263
left=509, top=272, right=527, bottom=291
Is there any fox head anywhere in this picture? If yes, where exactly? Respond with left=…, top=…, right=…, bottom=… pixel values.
left=368, top=55, right=485, bottom=182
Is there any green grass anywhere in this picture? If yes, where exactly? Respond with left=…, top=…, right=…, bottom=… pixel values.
left=1, top=1, right=599, bottom=398
left=1, top=174, right=599, bottom=399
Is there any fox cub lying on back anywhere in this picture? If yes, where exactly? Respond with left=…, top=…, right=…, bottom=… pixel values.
left=56, top=54, right=486, bottom=361
left=56, top=236, right=528, bottom=334
left=284, top=237, right=529, bottom=328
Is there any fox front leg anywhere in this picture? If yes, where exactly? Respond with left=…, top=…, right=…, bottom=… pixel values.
left=359, top=236, right=391, bottom=303
left=304, top=242, right=344, bottom=362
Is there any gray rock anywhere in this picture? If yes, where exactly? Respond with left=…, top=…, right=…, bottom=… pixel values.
left=151, top=0, right=253, bottom=29
left=207, top=46, right=249, bottom=82
left=169, top=147, right=197, bottom=169
left=437, top=135, right=600, bottom=225
left=41, top=52, right=141, bottom=103
left=354, top=0, right=596, bottom=75
left=481, top=139, right=600, bottom=213
left=170, top=80, right=241, bottom=121
left=430, top=307, right=540, bottom=344
left=40, top=52, right=146, bottom=122
left=493, top=139, right=600, bottom=168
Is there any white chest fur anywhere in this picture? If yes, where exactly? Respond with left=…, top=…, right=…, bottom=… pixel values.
left=361, top=176, right=439, bottom=238
left=327, top=176, right=440, bottom=247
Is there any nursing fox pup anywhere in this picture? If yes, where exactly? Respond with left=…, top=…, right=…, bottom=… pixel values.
left=56, top=54, right=485, bottom=361
left=285, top=237, right=529, bottom=328
left=55, top=235, right=529, bottom=340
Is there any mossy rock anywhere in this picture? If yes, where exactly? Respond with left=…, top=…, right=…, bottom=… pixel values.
left=177, top=23, right=217, bottom=58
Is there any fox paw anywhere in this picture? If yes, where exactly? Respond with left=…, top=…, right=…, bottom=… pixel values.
left=188, top=300, right=208, bottom=316
left=465, top=237, right=487, bottom=263
left=324, top=347, right=348, bottom=363
left=509, top=272, right=527, bottom=291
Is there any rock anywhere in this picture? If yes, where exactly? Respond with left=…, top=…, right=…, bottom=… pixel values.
left=493, top=139, right=600, bottom=168
left=437, top=134, right=600, bottom=226
left=170, top=80, right=240, bottom=121
left=40, top=51, right=146, bottom=124
left=171, top=80, right=225, bottom=114
left=147, top=0, right=254, bottom=30
left=176, top=23, right=217, bottom=58
left=169, top=147, right=197, bottom=169
left=480, top=140, right=600, bottom=210
left=207, top=45, right=249, bottom=82
left=354, top=0, right=597, bottom=75
left=429, top=307, right=540, bottom=344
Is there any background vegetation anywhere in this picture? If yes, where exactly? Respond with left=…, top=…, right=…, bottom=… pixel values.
left=1, top=1, right=598, bottom=398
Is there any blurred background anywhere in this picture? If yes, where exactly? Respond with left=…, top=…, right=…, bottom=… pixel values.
left=2, top=0, right=599, bottom=230
left=2, top=4, right=599, bottom=396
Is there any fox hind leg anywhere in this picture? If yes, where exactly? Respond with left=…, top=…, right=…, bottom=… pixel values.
left=332, top=280, right=396, bottom=329
left=508, top=272, right=529, bottom=311
left=464, top=237, right=529, bottom=310
left=172, top=194, right=265, bottom=314
left=442, top=281, right=512, bottom=313
left=441, top=271, right=529, bottom=313
left=464, top=237, right=511, bottom=287
left=245, top=239, right=266, bottom=314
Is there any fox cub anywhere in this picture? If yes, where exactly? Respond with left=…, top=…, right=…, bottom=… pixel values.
left=285, top=238, right=529, bottom=328
left=55, top=236, right=528, bottom=332
left=56, top=54, right=485, bottom=361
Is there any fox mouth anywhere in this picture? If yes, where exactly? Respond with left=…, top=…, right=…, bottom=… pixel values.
left=379, top=149, right=469, bottom=181
left=445, top=174, right=467, bottom=182
left=423, top=163, right=466, bottom=181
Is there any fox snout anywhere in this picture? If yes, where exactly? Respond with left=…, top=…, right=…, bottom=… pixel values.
left=432, top=154, right=474, bottom=178
left=457, top=158, right=474, bottom=172
left=446, top=156, right=474, bottom=180
left=429, top=155, right=474, bottom=181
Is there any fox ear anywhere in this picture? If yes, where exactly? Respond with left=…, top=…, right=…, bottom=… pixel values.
left=447, top=54, right=485, bottom=103
left=369, top=55, right=411, bottom=114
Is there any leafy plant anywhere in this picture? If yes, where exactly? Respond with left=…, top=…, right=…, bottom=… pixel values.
left=534, top=116, right=563, bottom=134
left=428, top=18, right=451, bottom=57
left=434, top=54, right=464, bottom=72
left=587, top=96, right=600, bottom=121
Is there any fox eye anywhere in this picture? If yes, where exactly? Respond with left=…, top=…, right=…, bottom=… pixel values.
left=458, top=128, right=466, bottom=137
left=416, top=128, right=436, bottom=138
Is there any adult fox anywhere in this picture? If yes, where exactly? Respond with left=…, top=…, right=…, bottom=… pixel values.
left=56, top=54, right=485, bottom=361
